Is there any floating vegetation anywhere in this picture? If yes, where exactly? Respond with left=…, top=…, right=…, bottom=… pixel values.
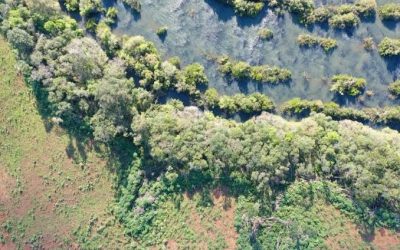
left=330, top=74, right=366, bottom=96
left=378, top=3, right=400, bottom=22
left=378, top=38, right=400, bottom=57
left=217, top=56, right=291, bottom=84
left=297, top=34, right=337, bottom=52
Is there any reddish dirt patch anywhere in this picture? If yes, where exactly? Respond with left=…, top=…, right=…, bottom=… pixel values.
left=184, top=188, right=238, bottom=250
left=166, top=240, right=178, bottom=250
left=371, top=228, right=400, bottom=250
left=213, top=188, right=238, bottom=250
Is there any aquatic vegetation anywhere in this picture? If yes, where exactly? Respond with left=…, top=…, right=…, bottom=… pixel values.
left=65, top=0, right=79, bottom=12
left=328, top=12, right=360, bottom=29
left=79, top=0, right=102, bottom=17
left=257, top=28, right=273, bottom=41
left=297, top=34, right=337, bottom=52
left=378, top=3, right=400, bottom=21
left=122, top=0, right=141, bottom=12
left=330, top=74, right=366, bottom=96
left=363, top=37, right=374, bottom=51
left=156, top=26, right=168, bottom=37
left=388, top=80, right=400, bottom=98
left=218, top=56, right=291, bottom=84
left=286, top=0, right=315, bottom=24
left=217, top=0, right=265, bottom=16
left=378, top=38, right=400, bottom=57
left=353, top=0, right=376, bottom=17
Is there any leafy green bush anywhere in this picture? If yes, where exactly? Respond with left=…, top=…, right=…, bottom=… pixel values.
left=286, top=0, right=315, bottom=23
left=388, top=80, right=400, bottom=97
left=79, top=0, right=102, bottom=17
left=64, top=0, right=79, bottom=12
left=330, top=74, right=366, bottom=96
left=219, top=0, right=265, bottom=16
left=297, top=34, right=337, bottom=52
left=218, top=56, right=291, bottom=84
left=378, top=37, right=400, bottom=57
left=257, top=28, right=273, bottom=40
left=156, top=26, right=168, bottom=37
left=122, top=0, right=141, bottom=12
left=328, top=12, right=360, bottom=29
left=353, top=0, right=376, bottom=17
left=378, top=3, right=400, bottom=21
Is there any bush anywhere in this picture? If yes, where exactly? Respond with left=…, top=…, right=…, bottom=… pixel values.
left=231, top=0, right=265, bottom=16
left=330, top=74, right=366, bottom=96
left=363, top=37, right=374, bottom=51
left=287, top=0, right=315, bottom=23
left=328, top=12, right=360, bottom=29
left=378, top=37, right=400, bottom=57
left=64, top=0, right=79, bottom=12
left=231, top=61, right=251, bottom=79
left=353, top=0, right=376, bottom=17
left=6, top=28, right=35, bottom=55
left=388, top=80, right=400, bottom=97
left=297, top=34, right=337, bottom=52
left=250, top=65, right=292, bottom=83
left=378, top=3, right=400, bottom=21
left=79, top=0, right=102, bottom=17
left=218, top=56, right=291, bottom=84
left=156, top=26, right=168, bottom=37
left=177, top=63, right=208, bottom=95
left=258, top=28, right=273, bottom=40
left=122, top=0, right=141, bottom=12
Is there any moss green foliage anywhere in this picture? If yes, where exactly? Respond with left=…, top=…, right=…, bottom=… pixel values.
left=378, top=3, right=400, bottom=21
left=286, top=0, right=315, bottom=23
left=201, top=89, right=275, bottom=114
left=79, top=0, right=102, bottom=17
left=330, top=74, right=366, bottom=96
left=363, top=37, right=374, bottom=51
left=156, top=26, right=168, bottom=37
left=65, top=0, right=80, bottom=12
left=388, top=80, right=400, bottom=98
left=378, top=37, right=400, bottom=57
left=328, top=12, right=360, bottom=29
left=218, top=0, right=265, bottom=16
left=281, top=98, right=370, bottom=122
left=218, top=56, right=292, bottom=84
left=122, top=0, right=141, bottom=12
left=297, top=34, right=337, bottom=52
left=257, top=28, right=273, bottom=40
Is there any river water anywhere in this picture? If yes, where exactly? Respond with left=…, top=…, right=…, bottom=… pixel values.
left=107, top=0, right=400, bottom=108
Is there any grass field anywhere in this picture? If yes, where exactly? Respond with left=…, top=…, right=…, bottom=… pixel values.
left=0, top=38, right=399, bottom=249
left=0, top=38, right=132, bottom=249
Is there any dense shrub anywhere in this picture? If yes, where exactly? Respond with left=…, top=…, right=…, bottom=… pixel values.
left=218, top=56, right=291, bottom=84
left=378, top=3, right=400, bottom=21
left=257, top=28, right=273, bottom=40
left=297, top=34, right=337, bottom=52
left=388, top=80, right=400, bottom=98
left=122, top=0, right=141, bottom=12
left=378, top=37, right=400, bottom=57
left=328, top=12, right=360, bottom=29
left=79, top=0, right=102, bottom=17
left=218, top=0, right=265, bottom=16
left=330, top=74, right=366, bottom=96
left=65, top=0, right=79, bottom=12
left=286, top=0, right=315, bottom=23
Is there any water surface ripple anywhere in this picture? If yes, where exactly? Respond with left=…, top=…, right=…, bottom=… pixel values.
left=110, top=0, right=400, bottom=107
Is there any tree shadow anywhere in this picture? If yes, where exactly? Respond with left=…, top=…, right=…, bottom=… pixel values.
left=381, top=20, right=399, bottom=31
left=382, top=56, right=400, bottom=73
